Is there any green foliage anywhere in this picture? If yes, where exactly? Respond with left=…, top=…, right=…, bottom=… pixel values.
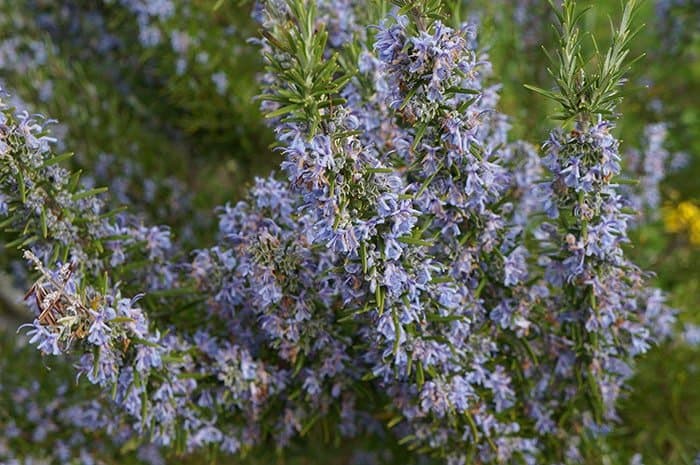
left=524, top=0, right=643, bottom=122
left=0, top=0, right=698, bottom=463
left=260, top=0, right=348, bottom=135
left=493, top=1, right=699, bottom=462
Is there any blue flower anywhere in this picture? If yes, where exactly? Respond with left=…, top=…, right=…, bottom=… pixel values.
left=503, top=246, right=528, bottom=286
left=87, top=307, right=115, bottom=346
left=20, top=321, right=61, bottom=355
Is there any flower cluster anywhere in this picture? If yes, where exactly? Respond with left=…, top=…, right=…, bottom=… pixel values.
left=534, top=118, right=675, bottom=437
left=0, top=333, right=164, bottom=465
left=253, top=1, right=675, bottom=462
left=0, top=1, right=681, bottom=464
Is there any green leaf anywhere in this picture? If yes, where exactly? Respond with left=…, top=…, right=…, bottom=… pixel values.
left=40, top=208, right=47, bottom=239
left=40, top=151, right=74, bottom=168
left=72, top=187, right=108, bottom=201
left=17, top=170, right=26, bottom=203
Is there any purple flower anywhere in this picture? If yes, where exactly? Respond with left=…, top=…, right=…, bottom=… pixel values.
left=20, top=321, right=61, bottom=355
left=88, top=307, right=115, bottom=346
left=135, top=344, right=163, bottom=371
left=503, top=246, right=528, bottom=286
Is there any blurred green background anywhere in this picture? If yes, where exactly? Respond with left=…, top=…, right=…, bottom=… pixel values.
left=0, top=1, right=698, bottom=464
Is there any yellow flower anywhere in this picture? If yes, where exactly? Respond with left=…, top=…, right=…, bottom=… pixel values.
left=691, top=221, right=700, bottom=246
left=663, top=201, right=700, bottom=245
